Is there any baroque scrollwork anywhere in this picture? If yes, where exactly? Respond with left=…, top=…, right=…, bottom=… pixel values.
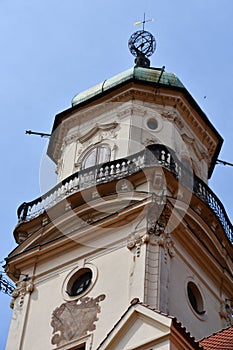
left=147, top=198, right=174, bottom=257
left=127, top=199, right=174, bottom=257
left=127, top=232, right=149, bottom=250
left=149, top=231, right=175, bottom=258
left=219, top=300, right=233, bottom=326
left=10, top=279, right=34, bottom=309
left=127, top=230, right=174, bottom=258
left=147, top=197, right=171, bottom=236
left=15, top=231, right=28, bottom=244
left=79, top=122, right=118, bottom=144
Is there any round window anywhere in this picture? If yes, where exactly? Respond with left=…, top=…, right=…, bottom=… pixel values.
left=67, top=268, right=92, bottom=297
left=147, top=118, right=158, bottom=130
left=187, top=281, right=205, bottom=315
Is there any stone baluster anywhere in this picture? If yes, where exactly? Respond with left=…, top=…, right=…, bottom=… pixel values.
left=121, top=161, right=126, bottom=173
left=116, top=163, right=120, bottom=174
left=166, top=152, right=170, bottom=167
left=104, top=165, right=109, bottom=177
left=73, top=176, right=79, bottom=190
left=110, top=164, right=115, bottom=176
left=98, top=167, right=104, bottom=179
left=160, top=150, right=165, bottom=164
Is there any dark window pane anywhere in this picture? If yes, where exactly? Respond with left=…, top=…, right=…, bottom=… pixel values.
left=70, top=271, right=92, bottom=296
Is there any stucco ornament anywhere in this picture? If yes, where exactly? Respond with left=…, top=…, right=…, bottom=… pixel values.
left=127, top=230, right=174, bottom=258
left=51, top=294, right=106, bottom=347
left=127, top=232, right=149, bottom=250
left=149, top=231, right=175, bottom=258
left=127, top=199, right=174, bottom=257
left=10, top=279, right=34, bottom=309
left=147, top=199, right=172, bottom=236
left=219, top=301, right=233, bottom=326
left=147, top=200, right=174, bottom=258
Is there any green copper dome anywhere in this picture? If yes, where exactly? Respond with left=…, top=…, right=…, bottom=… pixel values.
left=71, top=66, right=184, bottom=107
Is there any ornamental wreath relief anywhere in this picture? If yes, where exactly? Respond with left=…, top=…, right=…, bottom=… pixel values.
left=51, top=294, right=106, bottom=346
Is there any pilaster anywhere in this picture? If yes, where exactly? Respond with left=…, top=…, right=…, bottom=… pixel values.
left=6, top=279, right=34, bottom=350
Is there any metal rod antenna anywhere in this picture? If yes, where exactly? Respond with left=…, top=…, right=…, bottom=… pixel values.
left=25, top=130, right=51, bottom=138
left=143, top=13, right=146, bottom=31
left=156, top=66, right=166, bottom=87
left=217, top=159, right=233, bottom=167
left=134, top=14, right=154, bottom=29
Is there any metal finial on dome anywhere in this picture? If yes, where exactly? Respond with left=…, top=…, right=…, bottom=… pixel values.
left=128, top=13, right=156, bottom=68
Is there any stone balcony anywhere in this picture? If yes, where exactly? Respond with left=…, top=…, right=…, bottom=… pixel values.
left=16, top=144, right=232, bottom=245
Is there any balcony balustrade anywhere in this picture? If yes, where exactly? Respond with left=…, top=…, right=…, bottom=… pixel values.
left=17, top=145, right=233, bottom=244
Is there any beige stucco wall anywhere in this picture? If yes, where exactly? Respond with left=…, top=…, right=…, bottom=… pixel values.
left=55, top=92, right=210, bottom=183
left=169, top=237, right=225, bottom=340
left=7, top=237, right=146, bottom=349
left=6, top=190, right=233, bottom=350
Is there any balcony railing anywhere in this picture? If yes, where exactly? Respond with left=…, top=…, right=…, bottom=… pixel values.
left=17, top=145, right=233, bottom=244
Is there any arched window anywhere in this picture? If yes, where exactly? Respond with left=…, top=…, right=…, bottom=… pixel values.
left=81, top=145, right=111, bottom=170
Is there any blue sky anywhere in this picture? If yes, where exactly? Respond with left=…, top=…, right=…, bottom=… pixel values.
left=1, top=1, right=233, bottom=348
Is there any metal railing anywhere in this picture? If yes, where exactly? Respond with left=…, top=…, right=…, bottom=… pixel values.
left=17, top=145, right=233, bottom=244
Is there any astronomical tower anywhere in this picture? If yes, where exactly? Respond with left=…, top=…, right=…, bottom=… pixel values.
left=5, top=24, right=233, bottom=350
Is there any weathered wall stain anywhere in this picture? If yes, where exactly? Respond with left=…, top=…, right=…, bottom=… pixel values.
left=51, top=294, right=106, bottom=346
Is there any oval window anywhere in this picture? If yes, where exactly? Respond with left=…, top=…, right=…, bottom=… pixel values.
left=147, top=118, right=158, bottom=130
left=67, top=268, right=92, bottom=297
left=187, top=281, right=205, bottom=315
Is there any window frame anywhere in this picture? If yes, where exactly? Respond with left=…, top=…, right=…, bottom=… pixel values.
left=62, top=264, right=98, bottom=302
left=54, top=334, right=91, bottom=350
left=186, top=279, right=207, bottom=320
left=81, top=144, right=111, bottom=170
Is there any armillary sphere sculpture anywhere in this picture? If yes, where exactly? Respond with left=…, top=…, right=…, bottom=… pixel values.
left=128, top=14, right=156, bottom=67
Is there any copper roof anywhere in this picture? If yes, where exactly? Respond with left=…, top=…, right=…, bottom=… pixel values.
left=71, top=67, right=184, bottom=106
left=200, top=326, right=233, bottom=350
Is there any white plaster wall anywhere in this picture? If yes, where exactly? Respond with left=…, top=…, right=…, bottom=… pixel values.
left=109, top=317, right=170, bottom=350
left=11, top=241, right=146, bottom=350
left=169, top=240, right=223, bottom=340
left=57, top=103, right=133, bottom=181
left=20, top=276, right=61, bottom=349
left=59, top=142, right=77, bottom=181
left=56, top=95, right=211, bottom=183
